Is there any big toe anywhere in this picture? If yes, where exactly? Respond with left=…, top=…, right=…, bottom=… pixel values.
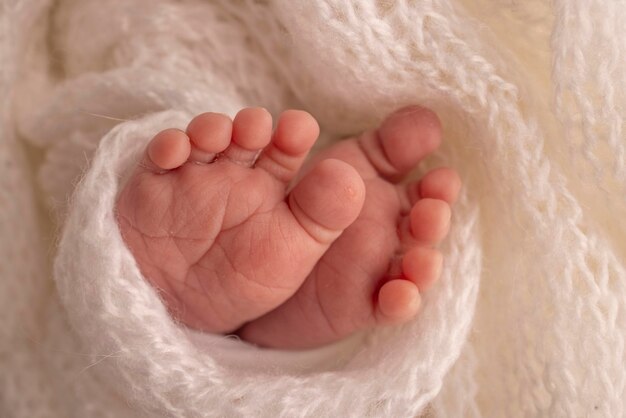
left=289, top=159, right=366, bottom=244
left=360, top=105, right=442, bottom=180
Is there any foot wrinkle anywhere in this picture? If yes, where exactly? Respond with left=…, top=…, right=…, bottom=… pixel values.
left=394, top=183, right=413, bottom=215
left=288, top=194, right=335, bottom=246
left=219, top=174, right=276, bottom=229
left=133, top=170, right=172, bottom=207
left=353, top=138, right=388, bottom=181
left=312, top=268, right=343, bottom=338
left=118, top=209, right=217, bottom=246
left=170, top=234, right=203, bottom=277
left=152, top=187, right=169, bottom=233
left=166, top=270, right=230, bottom=332
left=212, top=202, right=279, bottom=242
left=139, top=230, right=198, bottom=298
left=208, top=239, right=294, bottom=295
left=197, top=245, right=251, bottom=329
left=321, top=256, right=374, bottom=312
left=118, top=213, right=172, bottom=240
left=183, top=265, right=214, bottom=299
left=221, top=149, right=262, bottom=167
left=373, top=129, right=399, bottom=174
left=121, top=220, right=216, bottom=330
left=356, top=131, right=399, bottom=180
left=256, top=149, right=302, bottom=174
left=119, top=202, right=226, bottom=310
left=171, top=195, right=211, bottom=240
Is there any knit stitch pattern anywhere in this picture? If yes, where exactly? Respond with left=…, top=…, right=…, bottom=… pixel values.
left=0, top=0, right=624, bottom=417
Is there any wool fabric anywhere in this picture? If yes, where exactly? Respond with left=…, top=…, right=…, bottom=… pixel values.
left=1, top=0, right=625, bottom=417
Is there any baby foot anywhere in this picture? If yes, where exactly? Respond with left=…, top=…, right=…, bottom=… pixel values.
left=238, top=106, right=461, bottom=348
left=116, top=108, right=366, bottom=333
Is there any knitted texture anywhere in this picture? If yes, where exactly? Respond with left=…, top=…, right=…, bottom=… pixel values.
left=0, top=0, right=624, bottom=417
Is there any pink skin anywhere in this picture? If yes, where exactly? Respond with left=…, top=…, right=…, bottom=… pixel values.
left=116, top=106, right=461, bottom=349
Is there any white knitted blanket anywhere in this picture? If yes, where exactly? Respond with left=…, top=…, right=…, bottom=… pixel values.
left=1, top=0, right=625, bottom=416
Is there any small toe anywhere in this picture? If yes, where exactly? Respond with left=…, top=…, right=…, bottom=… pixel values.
left=144, top=128, right=191, bottom=171
left=376, top=279, right=421, bottom=323
left=409, top=198, right=451, bottom=245
left=408, top=167, right=462, bottom=205
left=359, top=105, right=442, bottom=181
left=223, top=107, right=273, bottom=166
left=402, top=247, right=443, bottom=292
left=289, top=158, right=365, bottom=244
left=186, top=112, right=232, bottom=163
left=256, top=110, right=320, bottom=182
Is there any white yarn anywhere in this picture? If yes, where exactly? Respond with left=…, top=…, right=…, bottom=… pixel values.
left=0, top=0, right=624, bottom=417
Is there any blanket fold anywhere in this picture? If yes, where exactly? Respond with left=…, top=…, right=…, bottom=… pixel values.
left=1, top=0, right=624, bottom=417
